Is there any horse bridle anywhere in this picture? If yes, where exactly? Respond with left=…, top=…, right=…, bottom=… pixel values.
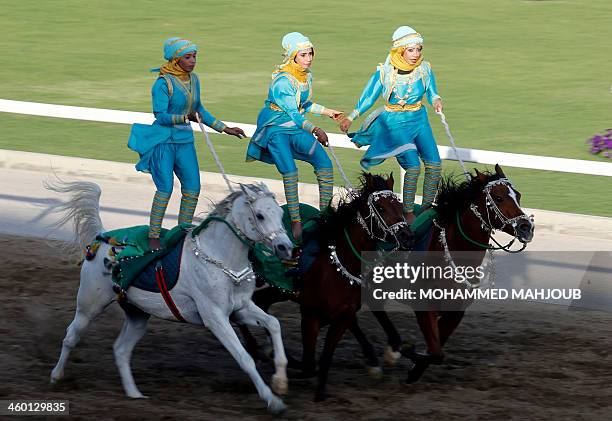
left=240, top=190, right=287, bottom=247
left=190, top=188, right=286, bottom=286
left=356, top=190, right=410, bottom=249
left=473, top=178, right=534, bottom=236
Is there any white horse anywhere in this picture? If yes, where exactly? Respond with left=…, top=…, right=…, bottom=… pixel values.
left=47, top=180, right=293, bottom=414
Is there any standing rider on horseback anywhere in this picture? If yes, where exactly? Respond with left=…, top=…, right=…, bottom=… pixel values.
left=340, top=26, right=444, bottom=225
left=128, top=37, right=246, bottom=250
left=246, top=32, right=344, bottom=242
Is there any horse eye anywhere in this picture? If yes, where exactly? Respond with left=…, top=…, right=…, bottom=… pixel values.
left=494, top=196, right=503, bottom=203
left=256, top=213, right=265, bottom=221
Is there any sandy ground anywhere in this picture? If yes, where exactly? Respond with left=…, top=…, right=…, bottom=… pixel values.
left=2, top=234, right=612, bottom=420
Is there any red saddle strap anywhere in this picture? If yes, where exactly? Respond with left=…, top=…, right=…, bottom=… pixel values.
left=155, top=265, right=186, bottom=323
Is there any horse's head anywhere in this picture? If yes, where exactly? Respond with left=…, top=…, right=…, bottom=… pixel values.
left=472, top=164, right=534, bottom=243
left=229, top=183, right=293, bottom=260
left=356, top=173, right=414, bottom=250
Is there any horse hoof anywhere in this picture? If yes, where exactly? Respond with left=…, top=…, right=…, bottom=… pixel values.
left=127, top=392, right=148, bottom=399
left=400, top=345, right=444, bottom=364
left=267, top=397, right=287, bottom=414
left=383, top=345, right=401, bottom=367
left=367, top=365, right=383, bottom=378
left=50, top=368, right=63, bottom=384
left=272, top=373, right=288, bottom=395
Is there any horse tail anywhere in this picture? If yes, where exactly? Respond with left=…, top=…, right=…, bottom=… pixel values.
left=44, top=178, right=105, bottom=252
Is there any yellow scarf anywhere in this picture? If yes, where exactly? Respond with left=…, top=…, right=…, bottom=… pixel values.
left=278, top=60, right=309, bottom=83
left=389, top=47, right=423, bottom=72
left=159, top=58, right=191, bottom=81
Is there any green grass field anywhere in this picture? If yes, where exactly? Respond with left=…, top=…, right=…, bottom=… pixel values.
left=1, top=1, right=611, bottom=215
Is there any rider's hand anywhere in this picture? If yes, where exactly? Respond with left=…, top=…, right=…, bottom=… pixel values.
left=433, top=99, right=443, bottom=113
left=187, top=112, right=200, bottom=122
left=339, top=117, right=352, bottom=133
left=312, top=127, right=329, bottom=146
left=223, top=126, right=247, bottom=139
left=326, top=109, right=345, bottom=122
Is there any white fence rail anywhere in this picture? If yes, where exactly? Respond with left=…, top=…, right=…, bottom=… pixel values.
left=2, top=98, right=611, bottom=177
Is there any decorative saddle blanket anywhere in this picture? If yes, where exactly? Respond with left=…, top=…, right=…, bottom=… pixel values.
left=86, top=224, right=190, bottom=292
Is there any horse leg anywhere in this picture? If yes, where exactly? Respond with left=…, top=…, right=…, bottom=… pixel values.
left=298, top=312, right=320, bottom=377
left=50, top=269, right=115, bottom=384
left=438, top=311, right=465, bottom=346
left=348, top=318, right=381, bottom=376
left=372, top=310, right=403, bottom=367
left=233, top=302, right=288, bottom=396
left=113, top=303, right=150, bottom=398
left=201, top=307, right=286, bottom=414
left=315, top=314, right=353, bottom=402
left=238, top=287, right=286, bottom=360
left=414, top=310, right=443, bottom=358
left=403, top=311, right=463, bottom=385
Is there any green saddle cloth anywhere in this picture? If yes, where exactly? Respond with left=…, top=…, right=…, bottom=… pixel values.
left=100, top=223, right=191, bottom=290
left=250, top=203, right=321, bottom=293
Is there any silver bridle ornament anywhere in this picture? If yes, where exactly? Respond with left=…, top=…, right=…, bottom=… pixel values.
left=356, top=190, right=410, bottom=249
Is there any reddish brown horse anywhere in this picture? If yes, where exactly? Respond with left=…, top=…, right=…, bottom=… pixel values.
left=352, top=164, right=534, bottom=383
left=241, top=173, right=414, bottom=401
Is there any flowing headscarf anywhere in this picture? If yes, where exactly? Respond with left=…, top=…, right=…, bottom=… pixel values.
left=273, top=32, right=314, bottom=83
left=385, top=26, right=424, bottom=72
left=151, top=37, right=198, bottom=81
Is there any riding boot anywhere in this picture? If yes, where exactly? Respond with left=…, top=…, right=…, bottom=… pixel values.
left=148, top=190, right=171, bottom=249
left=422, top=161, right=442, bottom=208
left=282, top=172, right=302, bottom=244
left=402, top=166, right=420, bottom=215
left=314, top=168, right=334, bottom=211
left=178, top=189, right=199, bottom=225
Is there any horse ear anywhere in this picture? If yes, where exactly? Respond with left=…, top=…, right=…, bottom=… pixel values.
left=495, top=164, right=506, bottom=178
left=473, top=168, right=487, bottom=183
left=386, top=172, right=394, bottom=189
left=240, top=184, right=256, bottom=200
left=364, top=172, right=374, bottom=189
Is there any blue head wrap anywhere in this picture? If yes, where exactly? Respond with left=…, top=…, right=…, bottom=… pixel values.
left=391, top=26, right=424, bottom=48
left=163, top=37, right=198, bottom=60
left=281, top=32, right=314, bottom=60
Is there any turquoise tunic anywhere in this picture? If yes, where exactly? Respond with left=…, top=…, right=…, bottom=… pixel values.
left=246, top=72, right=331, bottom=173
left=348, top=61, right=441, bottom=169
left=128, top=73, right=226, bottom=174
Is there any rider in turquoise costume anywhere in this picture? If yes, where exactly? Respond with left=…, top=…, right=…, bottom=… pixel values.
left=128, top=37, right=245, bottom=249
left=246, top=32, right=344, bottom=241
left=340, top=26, right=443, bottom=224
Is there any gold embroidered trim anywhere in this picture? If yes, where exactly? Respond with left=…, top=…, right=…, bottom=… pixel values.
left=385, top=101, right=422, bottom=112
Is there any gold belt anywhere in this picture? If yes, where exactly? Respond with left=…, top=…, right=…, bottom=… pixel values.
left=269, top=102, right=303, bottom=113
left=385, top=101, right=422, bottom=112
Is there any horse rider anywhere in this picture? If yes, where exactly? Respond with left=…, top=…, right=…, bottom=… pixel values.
left=339, top=25, right=444, bottom=225
left=246, top=32, right=344, bottom=242
left=128, top=37, right=246, bottom=250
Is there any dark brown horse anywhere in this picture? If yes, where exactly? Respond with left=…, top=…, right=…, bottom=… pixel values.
left=352, top=164, right=534, bottom=383
left=241, top=173, right=414, bottom=401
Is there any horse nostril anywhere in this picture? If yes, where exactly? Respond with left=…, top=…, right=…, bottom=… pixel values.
left=519, top=223, right=531, bottom=233
left=277, top=244, right=287, bottom=252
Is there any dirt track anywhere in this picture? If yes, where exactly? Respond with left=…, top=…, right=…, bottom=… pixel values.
left=2, top=234, right=612, bottom=420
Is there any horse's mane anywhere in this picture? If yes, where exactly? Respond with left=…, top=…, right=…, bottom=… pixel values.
left=434, top=170, right=505, bottom=224
left=208, top=183, right=267, bottom=218
left=316, top=173, right=392, bottom=247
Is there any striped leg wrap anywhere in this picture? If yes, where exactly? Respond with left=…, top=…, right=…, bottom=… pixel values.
left=315, top=168, right=334, bottom=211
left=402, top=166, right=421, bottom=213
left=178, top=189, right=199, bottom=225
left=282, top=172, right=301, bottom=223
left=149, top=190, right=171, bottom=239
left=422, top=161, right=442, bottom=207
